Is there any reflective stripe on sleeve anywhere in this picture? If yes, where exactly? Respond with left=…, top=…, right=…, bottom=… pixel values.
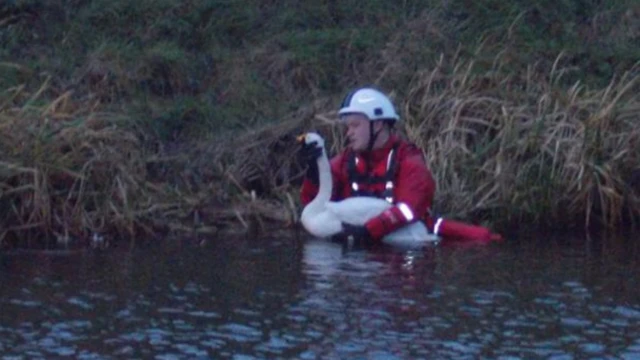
left=433, top=217, right=444, bottom=235
left=396, top=202, right=415, bottom=222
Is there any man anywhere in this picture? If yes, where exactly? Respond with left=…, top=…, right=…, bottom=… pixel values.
left=300, top=87, right=502, bottom=246
left=300, top=87, right=436, bottom=245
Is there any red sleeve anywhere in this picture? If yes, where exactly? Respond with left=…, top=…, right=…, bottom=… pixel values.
left=300, top=152, right=349, bottom=205
left=365, top=149, right=435, bottom=240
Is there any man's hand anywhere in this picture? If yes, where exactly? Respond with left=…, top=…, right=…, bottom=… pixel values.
left=300, top=141, right=322, bottom=185
left=340, top=222, right=373, bottom=249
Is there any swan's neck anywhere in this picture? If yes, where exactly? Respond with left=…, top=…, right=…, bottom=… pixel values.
left=305, top=149, right=332, bottom=213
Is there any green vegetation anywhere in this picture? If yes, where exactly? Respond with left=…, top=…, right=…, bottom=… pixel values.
left=1, top=0, right=638, bottom=247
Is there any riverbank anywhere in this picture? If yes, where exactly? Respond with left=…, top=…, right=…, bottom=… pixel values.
left=1, top=1, right=639, bottom=248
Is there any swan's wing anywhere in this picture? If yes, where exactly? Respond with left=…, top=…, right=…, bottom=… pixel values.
left=301, top=209, right=343, bottom=238
left=325, top=198, right=392, bottom=226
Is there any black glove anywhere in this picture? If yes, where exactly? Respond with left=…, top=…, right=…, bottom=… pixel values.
left=300, top=141, right=322, bottom=185
left=340, top=222, right=373, bottom=249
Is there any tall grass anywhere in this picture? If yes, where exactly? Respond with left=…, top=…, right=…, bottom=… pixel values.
left=0, top=76, right=301, bottom=248
left=400, top=54, right=640, bottom=229
left=0, top=80, right=150, bottom=246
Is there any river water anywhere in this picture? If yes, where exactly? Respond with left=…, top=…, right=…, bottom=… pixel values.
left=1, top=231, right=639, bottom=359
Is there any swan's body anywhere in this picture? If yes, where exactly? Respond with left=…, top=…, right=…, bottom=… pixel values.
left=300, top=132, right=439, bottom=248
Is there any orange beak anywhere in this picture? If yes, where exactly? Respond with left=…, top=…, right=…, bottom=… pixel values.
left=296, top=133, right=306, bottom=143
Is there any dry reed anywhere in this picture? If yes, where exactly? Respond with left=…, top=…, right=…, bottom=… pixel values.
left=399, top=54, right=640, bottom=229
left=2, top=52, right=638, bottom=249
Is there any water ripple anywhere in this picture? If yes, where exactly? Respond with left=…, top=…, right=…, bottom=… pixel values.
left=67, top=297, right=93, bottom=310
left=613, top=306, right=640, bottom=319
left=187, top=310, right=220, bottom=319
left=214, top=323, right=262, bottom=342
left=8, top=299, right=41, bottom=307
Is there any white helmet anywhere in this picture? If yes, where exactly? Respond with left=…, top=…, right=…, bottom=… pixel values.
left=338, top=87, right=400, bottom=122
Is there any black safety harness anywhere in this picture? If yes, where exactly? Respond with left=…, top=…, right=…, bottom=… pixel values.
left=347, top=142, right=399, bottom=203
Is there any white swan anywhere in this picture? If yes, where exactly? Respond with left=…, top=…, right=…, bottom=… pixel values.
left=298, top=132, right=440, bottom=248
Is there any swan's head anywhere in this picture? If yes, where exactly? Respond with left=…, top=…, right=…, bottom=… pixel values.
left=296, top=132, right=325, bottom=149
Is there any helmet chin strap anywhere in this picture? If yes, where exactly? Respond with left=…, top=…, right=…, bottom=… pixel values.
left=367, top=121, right=382, bottom=152
left=364, top=121, right=383, bottom=176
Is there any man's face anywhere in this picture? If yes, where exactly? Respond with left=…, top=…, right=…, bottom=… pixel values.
left=342, top=113, right=373, bottom=152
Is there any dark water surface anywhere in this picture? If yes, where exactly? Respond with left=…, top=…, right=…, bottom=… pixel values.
left=1, top=232, right=639, bottom=359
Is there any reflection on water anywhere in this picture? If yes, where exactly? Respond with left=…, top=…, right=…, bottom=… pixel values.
left=1, top=232, right=639, bottom=359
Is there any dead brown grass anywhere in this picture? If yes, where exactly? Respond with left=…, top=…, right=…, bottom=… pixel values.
left=0, top=76, right=316, bottom=248
left=2, top=51, right=639, bottom=249
left=0, top=80, right=153, bottom=247
left=398, top=54, right=640, bottom=229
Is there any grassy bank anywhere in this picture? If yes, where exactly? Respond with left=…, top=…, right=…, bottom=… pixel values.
left=1, top=0, right=639, bottom=248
